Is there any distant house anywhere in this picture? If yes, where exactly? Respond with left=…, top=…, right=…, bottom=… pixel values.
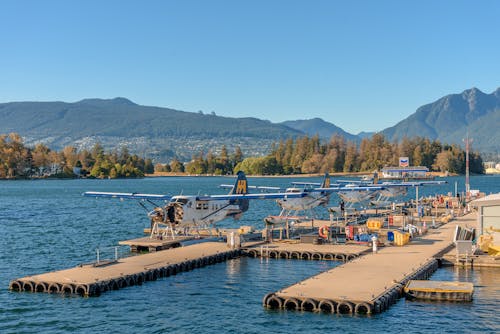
left=381, top=166, right=430, bottom=180
left=483, top=161, right=500, bottom=175
left=50, top=163, right=62, bottom=175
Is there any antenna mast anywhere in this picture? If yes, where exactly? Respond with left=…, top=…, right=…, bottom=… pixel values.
left=463, top=131, right=473, bottom=199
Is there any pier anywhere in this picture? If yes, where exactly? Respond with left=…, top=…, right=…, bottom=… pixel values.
left=262, top=213, right=476, bottom=314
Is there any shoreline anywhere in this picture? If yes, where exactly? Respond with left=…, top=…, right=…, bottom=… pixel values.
left=0, top=171, right=459, bottom=180
left=145, top=171, right=453, bottom=178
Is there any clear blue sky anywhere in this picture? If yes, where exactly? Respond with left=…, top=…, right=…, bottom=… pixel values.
left=1, top=0, right=499, bottom=134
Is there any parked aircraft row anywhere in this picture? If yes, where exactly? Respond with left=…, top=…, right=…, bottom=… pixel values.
left=83, top=172, right=445, bottom=236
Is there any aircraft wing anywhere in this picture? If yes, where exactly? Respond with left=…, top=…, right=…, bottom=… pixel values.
left=414, top=180, right=447, bottom=185
left=83, top=191, right=172, bottom=201
left=378, top=180, right=447, bottom=187
left=336, top=179, right=369, bottom=184
left=291, top=181, right=322, bottom=186
left=219, top=184, right=282, bottom=191
left=197, top=192, right=307, bottom=201
left=314, top=185, right=385, bottom=192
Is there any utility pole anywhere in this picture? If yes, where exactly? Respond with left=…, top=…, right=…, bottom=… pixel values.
left=463, top=132, right=473, bottom=200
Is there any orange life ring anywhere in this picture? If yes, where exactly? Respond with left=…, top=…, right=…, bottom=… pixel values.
left=319, top=225, right=329, bottom=239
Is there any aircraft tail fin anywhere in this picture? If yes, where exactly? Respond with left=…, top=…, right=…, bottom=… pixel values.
left=230, top=171, right=248, bottom=195
left=320, top=172, right=330, bottom=188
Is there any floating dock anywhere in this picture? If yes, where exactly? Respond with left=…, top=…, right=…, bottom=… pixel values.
left=10, top=207, right=486, bottom=316
left=9, top=242, right=239, bottom=297
left=262, top=213, right=476, bottom=315
left=404, top=280, right=474, bottom=301
left=119, top=235, right=194, bottom=252
left=244, top=242, right=369, bottom=262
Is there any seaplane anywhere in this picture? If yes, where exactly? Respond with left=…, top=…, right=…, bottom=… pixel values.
left=83, top=171, right=306, bottom=238
left=370, top=179, right=447, bottom=207
left=227, top=173, right=385, bottom=224
left=332, top=172, right=447, bottom=209
left=369, top=184, right=409, bottom=207
left=276, top=173, right=332, bottom=213
left=222, top=173, right=334, bottom=225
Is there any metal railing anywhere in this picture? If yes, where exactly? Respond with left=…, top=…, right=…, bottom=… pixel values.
left=94, top=245, right=130, bottom=266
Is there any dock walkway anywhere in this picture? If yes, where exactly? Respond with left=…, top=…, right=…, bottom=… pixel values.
left=263, top=213, right=476, bottom=314
left=10, top=242, right=239, bottom=297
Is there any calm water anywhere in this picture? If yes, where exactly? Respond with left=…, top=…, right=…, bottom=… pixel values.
left=0, top=175, right=499, bottom=333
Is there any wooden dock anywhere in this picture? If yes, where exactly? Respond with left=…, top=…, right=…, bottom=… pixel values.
left=9, top=242, right=239, bottom=297
left=263, top=213, right=476, bottom=315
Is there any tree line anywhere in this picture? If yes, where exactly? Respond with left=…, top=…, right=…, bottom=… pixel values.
left=0, top=133, right=153, bottom=179
left=0, top=132, right=484, bottom=179
left=232, top=134, right=484, bottom=175
left=155, top=133, right=484, bottom=175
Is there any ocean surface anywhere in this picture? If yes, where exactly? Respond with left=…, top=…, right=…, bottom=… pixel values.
left=1, top=175, right=499, bottom=333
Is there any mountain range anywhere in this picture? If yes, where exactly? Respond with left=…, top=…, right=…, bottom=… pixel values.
left=381, top=87, right=499, bottom=154
left=0, top=98, right=301, bottom=161
left=0, top=87, right=498, bottom=161
left=280, top=118, right=361, bottom=142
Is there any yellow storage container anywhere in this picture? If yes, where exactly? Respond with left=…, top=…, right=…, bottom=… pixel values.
left=367, top=219, right=383, bottom=230
left=238, top=225, right=254, bottom=234
left=393, top=231, right=410, bottom=246
left=478, top=234, right=493, bottom=252
left=440, top=215, right=450, bottom=223
left=488, top=245, right=500, bottom=256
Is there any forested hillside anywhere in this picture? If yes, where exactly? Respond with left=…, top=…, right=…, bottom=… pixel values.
left=0, top=98, right=302, bottom=161
left=185, top=134, right=484, bottom=175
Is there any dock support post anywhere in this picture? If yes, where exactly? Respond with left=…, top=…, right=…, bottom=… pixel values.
left=372, top=236, right=378, bottom=253
left=416, top=186, right=419, bottom=218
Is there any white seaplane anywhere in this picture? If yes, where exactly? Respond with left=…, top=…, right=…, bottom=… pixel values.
left=220, top=173, right=336, bottom=217
left=84, top=171, right=306, bottom=238
left=332, top=173, right=446, bottom=209
left=233, top=173, right=385, bottom=224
